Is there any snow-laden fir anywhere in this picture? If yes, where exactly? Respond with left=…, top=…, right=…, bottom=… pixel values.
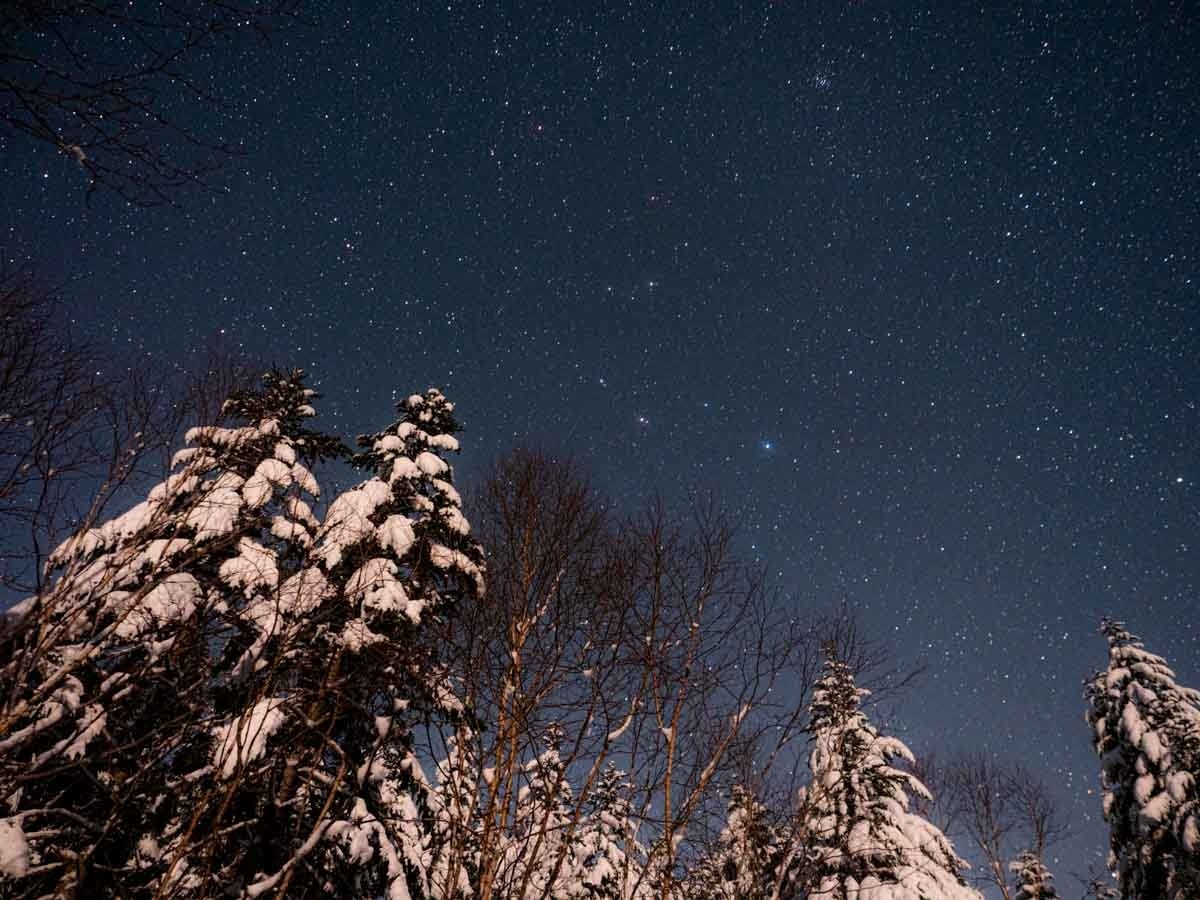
left=1008, top=849, right=1059, bottom=900
left=793, top=652, right=982, bottom=900
left=1085, top=618, right=1200, bottom=899
left=0, top=373, right=484, bottom=897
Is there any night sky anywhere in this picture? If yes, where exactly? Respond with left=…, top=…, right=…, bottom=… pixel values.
left=3, top=2, right=1197, bottom=888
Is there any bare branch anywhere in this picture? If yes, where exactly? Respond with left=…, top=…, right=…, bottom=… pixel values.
left=1, top=0, right=303, bottom=205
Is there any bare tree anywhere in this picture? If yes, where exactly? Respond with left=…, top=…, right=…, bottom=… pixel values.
left=1, top=0, right=300, bottom=205
left=433, top=449, right=652, bottom=899
left=941, top=754, right=1069, bottom=899
left=424, top=449, right=910, bottom=900
left=0, top=270, right=155, bottom=592
left=0, top=270, right=256, bottom=595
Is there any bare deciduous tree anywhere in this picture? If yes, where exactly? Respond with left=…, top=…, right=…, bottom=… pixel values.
left=940, top=754, right=1069, bottom=899
left=424, top=449, right=913, bottom=900
left=0, top=270, right=256, bottom=595
left=2, top=0, right=300, bottom=205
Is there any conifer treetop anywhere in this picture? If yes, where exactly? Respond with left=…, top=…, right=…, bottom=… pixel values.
left=1009, top=849, right=1059, bottom=900
left=1087, top=617, right=1200, bottom=899
left=218, top=367, right=347, bottom=465
left=803, top=648, right=981, bottom=900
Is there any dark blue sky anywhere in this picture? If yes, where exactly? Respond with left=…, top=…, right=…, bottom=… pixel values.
left=3, top=2, right=1197, bottom=889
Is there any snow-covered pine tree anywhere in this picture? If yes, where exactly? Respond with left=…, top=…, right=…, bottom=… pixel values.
left=208, top=387, right=484, bottom=899
left=797, top=650, right=981, bottom=900
left=1085, top=618, right=1200, bottom=899
left=424, top=726, right=483, bottom=898
left=575, top=764, right=653, bottom=899
left=0, top=368, right=342, bottom=896
left=684, top=784, right=791, bottom=900
left=1083, top=875, right=1120, bottom=899
left=1009, top=849, right=1059, bottom=900
left=497, top=723, right=580, bottom=899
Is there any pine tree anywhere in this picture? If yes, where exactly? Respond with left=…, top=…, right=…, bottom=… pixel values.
left=227, top=386, right=485, bottom=899
left=499, top=723, right=580, bottom=899
left=1083, top=874, right=1120, bottom=899
left=575, top=764, right=652, bottom=899
left=1085, top=618, right=1200, bottom=899
left=1009, top=849, right=1059, bottom=900
left=685, top=785, right=791, bottom=899
left=0, top=369, right=342, bottom=897
left=797, top=650, right=981, bottom=900
left=424, top=726, right=483, bottom=898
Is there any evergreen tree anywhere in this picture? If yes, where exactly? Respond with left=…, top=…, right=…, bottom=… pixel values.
left=1085, top=618, right=1200, bottom=899
left=0, top=369, right=342, bottom=897
left=1083, top=875, right=1120, bottom=899
left=1009, top=849, right=1059, bottom=900
left=797, top=650, right=981, bottom=900
left=685, top=785, right=792, bottom=900
left=498, top=723, right=580, bottom=898
left=575, top=764, right=652, bottom=899
left=246, top=386, right=484, bottom=899
left=424, top=726, right=483, bottom=898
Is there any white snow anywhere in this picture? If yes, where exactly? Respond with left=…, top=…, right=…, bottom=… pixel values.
left=184, top=485, right=243, bottom=540
left=1165, top=770, right=1193, bottom=802
left=277, top=567, right=334, bottom=616
left=64, top=703, right=107, bottom=759
left=318, top=479, right=392, bottom=566
left=139, top=538, right=191, bottom=568
left=270, top=515, right=311, bottom=545
left=171, top=447, right=214, bottom=470
left=428, top=544, right=485, bottom=594
left=0, top=818, right=29, bottom=878
left=1133, top=773, right=1155, bottom=805
left=1140, top=791, right=1172, bottom=825
left=219, top=538, right=279, bottom=596
left=3, top=595, right=36, bottom=626
left=136, top=835, right=162, bottom=863
left=346, top=558, right=411, bottom=619
left=1139, top=727, right=1164, bottom=763
left=186, top=424, right=252, bottom=448
left=114, top=573, right=201, bottom=639
left=231, top=568, right=332, bottom=673
left=431, top=478, right=462, bottom=506
left=415, top=451, right=448, bottom=476
left=327, top=797, right=413, bottom=900
left=291, top=462, right=320, bottom=497
left=287, top=495, right=319, bottom=529
left=243, top=458, right=292, bottom=508
left=377, top=515, right=416, bottom=556
left=1121, top=703, right=1145, bottom=745
left=212, top=697, right=288, bottom=777
left=1184, top=814, right=1199, bottom=852
left=440, top=506, right=471, bottom=535
left=374, top=434, right=405, bottom=454
left=389, top=457, right=422, bottom=483
left=341, top=617, right=384, bottom=651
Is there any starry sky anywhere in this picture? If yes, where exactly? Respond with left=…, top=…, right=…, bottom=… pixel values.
left=2, top=1, right=1197, bottom=889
